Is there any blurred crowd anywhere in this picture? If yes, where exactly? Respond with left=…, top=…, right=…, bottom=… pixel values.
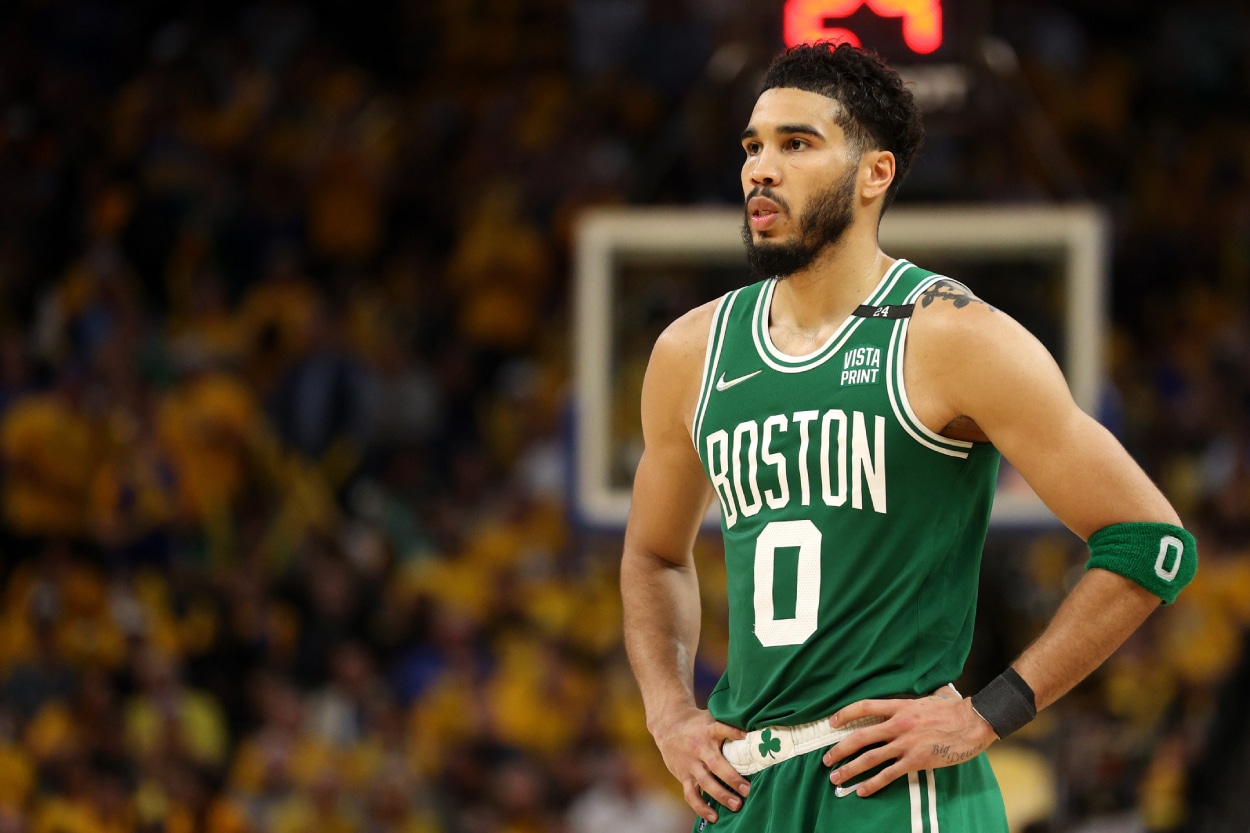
left=0, top=0, right=1247, bottom=832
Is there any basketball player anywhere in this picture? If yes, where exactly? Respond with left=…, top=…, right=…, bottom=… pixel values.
left=620, top=42, right=1195, bottom=831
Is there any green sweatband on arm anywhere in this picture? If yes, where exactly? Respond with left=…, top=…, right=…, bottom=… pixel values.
left=1086, top=521, right=1197, bottom=604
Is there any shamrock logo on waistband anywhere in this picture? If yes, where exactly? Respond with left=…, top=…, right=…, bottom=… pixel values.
left=758, top=728, right=781, bottom=759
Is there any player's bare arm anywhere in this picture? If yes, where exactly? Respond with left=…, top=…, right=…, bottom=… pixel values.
left=620, top=301, right=752, bottom=824
left=826, top=282, right=1185, bottom=797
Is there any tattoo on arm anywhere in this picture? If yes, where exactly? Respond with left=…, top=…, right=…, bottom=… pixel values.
left=919, top=280, right=996, bottom=312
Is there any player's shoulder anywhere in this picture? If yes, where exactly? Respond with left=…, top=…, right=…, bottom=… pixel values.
left=905, top=274, right=1051, bottom=393
left=641, top=296, right=727, bottom=431
left=907, top=276, right=1010, bottom=352
left=650, top=295, right=723, bottom=372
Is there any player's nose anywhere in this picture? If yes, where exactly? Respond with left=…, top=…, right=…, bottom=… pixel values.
left=746, top=148, right=781, bottom=187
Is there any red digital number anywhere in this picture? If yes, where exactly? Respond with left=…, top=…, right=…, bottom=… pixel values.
left=783, top=0, right=943, bottom=55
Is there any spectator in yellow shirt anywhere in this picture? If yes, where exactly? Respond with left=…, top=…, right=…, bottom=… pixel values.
left=0, top=374, right=97, bottom=539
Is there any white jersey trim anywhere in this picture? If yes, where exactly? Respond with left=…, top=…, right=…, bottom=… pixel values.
left=899, top=275, right=977, bottom=448
left=750, top=259, right=912, bottom=373
left=884, top=274, right=976, bottom=458
left=691, top=289, right=740, bottom=456
left=928, top=768, right=940, bottom=833
left=909, top=771, right=924, bottom=833
left=907, top=769, right=940, bottom=832
left=886, top=317, right=971, bottom=459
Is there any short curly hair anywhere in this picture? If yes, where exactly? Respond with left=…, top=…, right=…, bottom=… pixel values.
left=761, top=41, right=924, bottom=210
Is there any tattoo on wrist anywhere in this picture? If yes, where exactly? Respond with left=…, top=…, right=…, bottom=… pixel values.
left=919, top=280, right=996, bottom=312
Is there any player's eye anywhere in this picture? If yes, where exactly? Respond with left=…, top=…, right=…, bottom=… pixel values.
left=744, top=141, right=761, bottom=155
left=788, top=138, right=806, bottom=150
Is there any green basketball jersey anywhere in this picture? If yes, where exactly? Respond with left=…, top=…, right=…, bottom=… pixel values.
left=692, top=259, right=1001, bottom=731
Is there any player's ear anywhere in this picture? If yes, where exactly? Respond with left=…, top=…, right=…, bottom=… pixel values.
left=861, top=150, right=895, bottom=203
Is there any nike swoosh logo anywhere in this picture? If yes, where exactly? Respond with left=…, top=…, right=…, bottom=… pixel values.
left=715, top=370, right=762, bottom=392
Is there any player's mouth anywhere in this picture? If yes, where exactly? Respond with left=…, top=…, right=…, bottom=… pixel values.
left=748, top=195, right=784, bottom=232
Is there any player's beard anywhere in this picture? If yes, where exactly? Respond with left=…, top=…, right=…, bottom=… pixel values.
left=741, top=165, right=858, bottom=281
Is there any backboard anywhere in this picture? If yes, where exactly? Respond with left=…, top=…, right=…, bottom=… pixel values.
left=572, top=204, right=1109, bottom=529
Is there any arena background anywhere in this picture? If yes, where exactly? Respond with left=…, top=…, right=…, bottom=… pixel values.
left=0, top=1, right=1247, bottom=831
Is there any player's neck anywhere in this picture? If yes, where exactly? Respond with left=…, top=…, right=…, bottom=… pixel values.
left=769, top=232, right=891, bottom=335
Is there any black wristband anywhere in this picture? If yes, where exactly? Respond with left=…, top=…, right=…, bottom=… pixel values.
left=970, top=668, right=1037, bottom=739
